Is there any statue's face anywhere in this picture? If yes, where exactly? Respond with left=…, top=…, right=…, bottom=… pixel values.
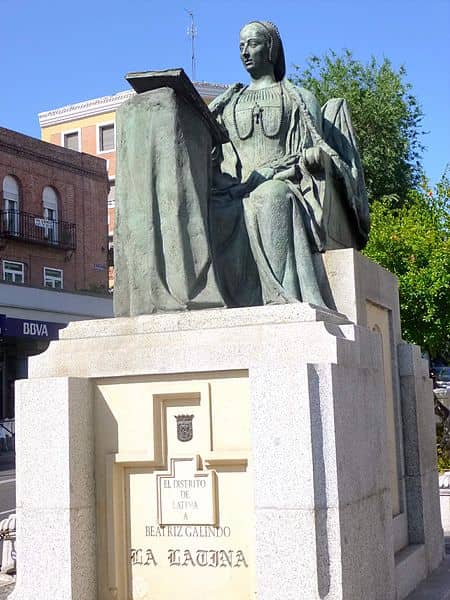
left=239, top=24, right=271, bottom=77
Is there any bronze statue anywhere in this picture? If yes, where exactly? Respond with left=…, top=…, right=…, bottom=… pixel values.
left=209, top=20, right=369, bottom=308
left=113, top=21, right=369, bottom=316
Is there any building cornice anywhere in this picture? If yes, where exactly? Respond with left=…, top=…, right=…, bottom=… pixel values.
left=38, top=82, right=228, bottom=128
left=38, top=90, right=135, bottom=127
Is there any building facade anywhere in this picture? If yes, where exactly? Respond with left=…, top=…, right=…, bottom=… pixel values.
left=0, top=126, right=112, bottom=420
left=38, top=83, right=227, bottom=288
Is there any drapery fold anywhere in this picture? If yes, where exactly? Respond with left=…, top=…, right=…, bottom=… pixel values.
left=114, top=88, right=225, bottom=316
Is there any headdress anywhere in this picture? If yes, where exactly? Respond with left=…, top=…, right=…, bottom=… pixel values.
left=245, top=20, right=286, bottom=81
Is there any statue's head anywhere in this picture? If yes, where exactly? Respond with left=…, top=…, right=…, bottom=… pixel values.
left=239, top=21, right=286, bottom=82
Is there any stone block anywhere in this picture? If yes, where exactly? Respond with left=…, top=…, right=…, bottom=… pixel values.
left=396, top=544, right=427, bottom=600
left=339, top=493, right=396, bottom=600
left=254, top=509, right=320, bottom=600
left=423, top=468, right=445, bottom=571
left=12, top=378, right=95, bottom=600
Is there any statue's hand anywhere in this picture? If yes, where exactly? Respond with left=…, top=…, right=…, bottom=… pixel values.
left=273, top=166, right=297, bottom=181
left=303, top=147, right=325, bottom=173
left=254, top=167, right=275, bottom=180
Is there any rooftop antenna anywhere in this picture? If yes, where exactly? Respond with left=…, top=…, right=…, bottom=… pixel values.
left=185, top=9, right=197, bottom=81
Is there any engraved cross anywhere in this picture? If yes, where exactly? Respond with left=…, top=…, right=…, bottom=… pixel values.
left=252, top=103, right=264, bottom=124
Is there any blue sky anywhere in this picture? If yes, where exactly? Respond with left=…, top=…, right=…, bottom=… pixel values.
left=1, top=0, right=449, bottom=183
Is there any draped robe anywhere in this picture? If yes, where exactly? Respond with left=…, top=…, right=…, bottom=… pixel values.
left=209, top=79, right=370, bottom=307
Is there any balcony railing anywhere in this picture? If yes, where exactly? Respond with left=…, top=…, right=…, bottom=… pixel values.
left=0, top=210, right=76, bottom=250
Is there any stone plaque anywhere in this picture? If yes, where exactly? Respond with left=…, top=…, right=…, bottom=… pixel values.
left=95, top=374, right=254, bottom=599
left=156, top=456, right=217, bottom=525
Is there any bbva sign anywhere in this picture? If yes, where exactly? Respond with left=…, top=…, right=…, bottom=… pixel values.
left=23, top=322, right=49, bottom=337
left=0, top=314, right=66, bottom=339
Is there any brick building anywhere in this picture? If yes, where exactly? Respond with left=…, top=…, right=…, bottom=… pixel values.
left=0, top=126, right=112, bottom=420
left=38, top=83, right=227, bottom=288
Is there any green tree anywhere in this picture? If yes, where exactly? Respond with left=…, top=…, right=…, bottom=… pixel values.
left=291, top=50, right=424, bottom=201
left=363, top=173, right=450, bottom=359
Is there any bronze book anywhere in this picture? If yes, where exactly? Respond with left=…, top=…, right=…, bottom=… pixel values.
left=125, top=68, right=228, bottom=144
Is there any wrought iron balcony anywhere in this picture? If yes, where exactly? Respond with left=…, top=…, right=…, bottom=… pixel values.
left=0, top=210, right=76, bottom=250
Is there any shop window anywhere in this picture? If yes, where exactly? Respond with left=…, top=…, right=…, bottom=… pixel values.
left=43, top=267, right=63, bottom=289
left=42, top=186, right=59, bottom=243
left=3, top=260, right=24, bottom=284
left=2, top=175, right=20, bottom=235
left=98, top=123, right=115, bottom=153
left=62, top=130, right=80, bottom=151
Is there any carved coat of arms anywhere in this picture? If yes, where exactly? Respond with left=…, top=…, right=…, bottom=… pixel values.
left=175, top=414, right=194, bottom=442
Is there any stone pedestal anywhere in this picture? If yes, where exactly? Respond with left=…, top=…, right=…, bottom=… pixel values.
left=10, top=250, right=443, bottom=600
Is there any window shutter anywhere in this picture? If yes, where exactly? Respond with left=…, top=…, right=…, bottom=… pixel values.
left=101, top=125, right=115, bottom=151
left=64, top=132, right=79, bottom=151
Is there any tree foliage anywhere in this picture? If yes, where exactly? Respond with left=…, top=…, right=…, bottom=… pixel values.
left=291, top=50, right=424, bottom=201
left=363, top=174, right=450, bottom=359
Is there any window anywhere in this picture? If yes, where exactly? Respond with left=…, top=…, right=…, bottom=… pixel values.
left=63, top=131, right=80, bottom=151
left=2, top=175, right=20, bottom=235
left=107, top=235, right=114, bottom=267
left=43, top=267, right=63, bottom=289
left=107, top=180, right=115, bottom=208
left=98, top=123, right=115, bottom=152
left=3, top=261, right=24, bottom=284
left=42, top=186, right=59, bottom=242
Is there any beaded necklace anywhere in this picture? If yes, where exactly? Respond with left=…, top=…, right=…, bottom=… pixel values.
left=232, top=82, right=285, bottom=140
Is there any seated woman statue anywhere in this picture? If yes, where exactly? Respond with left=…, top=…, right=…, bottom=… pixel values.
left=209, top=21, right=369, bottom=308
